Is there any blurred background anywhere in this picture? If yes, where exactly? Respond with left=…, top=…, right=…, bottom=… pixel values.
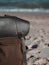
left=0, top=0, right=49, bottom=13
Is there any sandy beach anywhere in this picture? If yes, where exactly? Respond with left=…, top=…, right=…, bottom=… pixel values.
left=0, top=12, right=49, bottom=65
left=0, top=12, right=49, bottom=21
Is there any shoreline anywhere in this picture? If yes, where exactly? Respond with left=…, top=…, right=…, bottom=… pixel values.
left=0, top=12, right=49, bottom=22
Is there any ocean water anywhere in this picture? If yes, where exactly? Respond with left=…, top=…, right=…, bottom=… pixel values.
left=0, top=8, right=49, bottom=13
left=0, top=0, right=49, bottom=3
left=0, top=0, right=49, bottom=13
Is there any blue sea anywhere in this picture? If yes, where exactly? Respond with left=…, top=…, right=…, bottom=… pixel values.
left=0, top=0, right=49, bottom=13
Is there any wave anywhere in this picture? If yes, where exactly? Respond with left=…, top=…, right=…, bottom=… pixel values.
left=0, top=8, right=49, bottom=13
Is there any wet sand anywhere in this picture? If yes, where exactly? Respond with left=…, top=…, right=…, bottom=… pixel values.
left=0, top=12, right=49, bottom=21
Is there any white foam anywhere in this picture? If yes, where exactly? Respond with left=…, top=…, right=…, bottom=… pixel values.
left=0, top=8, right=49, bottom=13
